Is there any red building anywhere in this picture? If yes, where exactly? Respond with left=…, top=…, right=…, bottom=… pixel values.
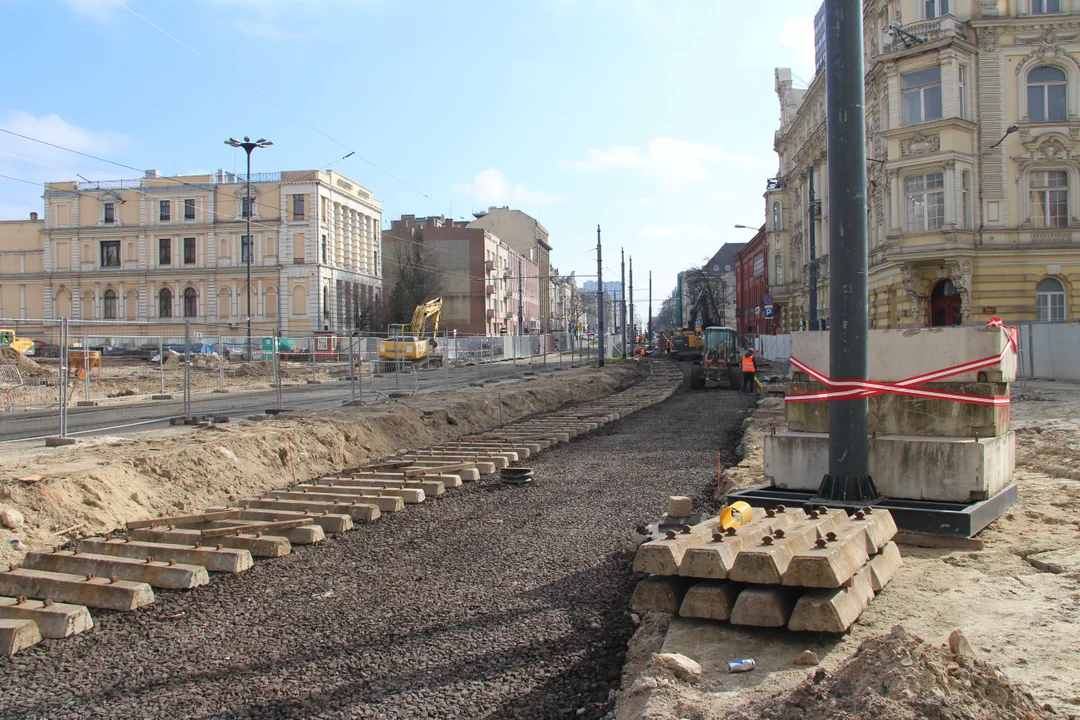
left=733, top=225, right=777, bottom=338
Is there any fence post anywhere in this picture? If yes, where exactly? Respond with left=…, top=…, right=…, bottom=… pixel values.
left=348, top=335, right=357, bottom=401
left=58, top=318, right=68, bottom=438
left=183, top=322, right=191, bottom=418
left=274, top=330, right=283, bottom=410
left=82, top=333, right=90, bottom=404
left=159, top=338, right=165, bottom=395
left=219, top=334, right=225, bottom=391
left=311, top=334, right=317, bottom=382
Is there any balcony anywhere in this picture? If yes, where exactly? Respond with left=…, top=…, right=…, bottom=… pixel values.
left=485, top=260, right=495, bottom=272
left=486, top=284, right=496, bottom=295
left=486, top=308, right=495, bottom=319
left=504, top=288, right=514, bottom=299
left=882, top=15, right=967, bottom=54
left=504, top=311, right=514, bottom=320
left=292, top=213, right=305, bottom=221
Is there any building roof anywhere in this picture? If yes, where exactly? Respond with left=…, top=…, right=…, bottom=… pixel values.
left=704, top=243, right=747, bottom=276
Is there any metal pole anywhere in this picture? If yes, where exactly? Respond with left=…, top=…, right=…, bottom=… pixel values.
left=183, top=321, right=191, bottom=418
left=59, top=317, right=68, bottom=437
left=311, top=334, right=317, bottom=382
left=218, top=334, right=225, bottom=391
left=648, top=271, right=653, bottom=346
left=629, top=256, right=635, bottom=357
left=348, top=334, right=356, bottom=400
left=245, top=147, right=253, bottom=363
left=621, top=248, right=627, bottom=359
left=824, top=0, right=871, bottom=490
left=808, top=166, right=819, bottom=330
left=159, top=338, right=164, bottom=395
left=82, top=333, right=89, bottom=404
left=274, top=329, right=283, bottom=410
left=597, top=225, right=605, bottom=367
left=517, top=259, right=524, bottom=338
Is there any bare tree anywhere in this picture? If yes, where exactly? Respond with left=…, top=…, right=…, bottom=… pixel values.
left=385, top=230, right=442, bottom=325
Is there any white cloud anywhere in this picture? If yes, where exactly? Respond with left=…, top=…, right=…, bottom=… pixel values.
left=640, top=224, right=710, bottom=242
left=234, top=19, right=313, bottom=41
left=60, top=0, right=122, bottom=21
left=452, top=168, right=567, bottom=208
left=564, top=137, right=760, bottom=191
left=1, top=111, right=131, bottom=157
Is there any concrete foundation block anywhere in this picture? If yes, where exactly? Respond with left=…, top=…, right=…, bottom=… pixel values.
left=22, top=551, right=210, bottom=590
left=78, top=537, right=253, bottom=572
left=850, top=509, right=899, bottom=553
left=238, top=498, right=381, bottom=523
left=634, top=518, right=723, bottom=576
left=730, top=586, right=798, bottom=627
left=788, top=566, right=874, bottom=633
left=630, top=576, right=689, bottom=614
left=203, top=508, right=353, bottom=534
left=0, top=597, right=93, bottom=638
left=678, top=581, right=743, bottom=621
left=782, top=526, right=870, bottom=588
left=182, top=521, right=326, bottom=545
left=45, top=436, right=77, bottom=447
left=0, top=568, right=154, bottom=611
left=270, top=490, right=404, bottom=513
left=678, top=508, right=806, bottom=579
left=867, top=541, right=903, bottom=592
left=330, top=477, right=445, bottom=497
left=791, top=326, right=1016, bottom=383
left=786, top=381, right=1010, bottom=437
left=129, top=528, right=291, bottom=558
left=299, top=484, right=425, bottom=505
left=727, top=512, right=845, bottom=585
left=0, top=618, right=41, bottom=656
left=765, top=431, right=1015, bottom=502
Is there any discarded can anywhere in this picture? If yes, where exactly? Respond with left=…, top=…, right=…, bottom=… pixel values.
left=728, top=658, right=756, bottom=673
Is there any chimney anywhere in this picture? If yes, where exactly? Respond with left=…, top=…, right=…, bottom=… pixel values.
left=30, top=212, right=38, bottom=221
left=145, top=169, right=161, bottom=178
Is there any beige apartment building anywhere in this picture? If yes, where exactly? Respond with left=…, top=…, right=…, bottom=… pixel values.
left=767, top=0, right=1080, bottom=332
left=0, top=168, right=382, bottom=335
left=469, top=207, right=552, bottom=332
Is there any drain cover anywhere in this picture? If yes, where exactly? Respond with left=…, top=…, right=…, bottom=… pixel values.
left=500, top=467, right=534, bottom=484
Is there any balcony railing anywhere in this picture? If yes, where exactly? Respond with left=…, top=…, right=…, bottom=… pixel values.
left=883, top=15, right=966, bottom=53
left=77, top=178, right=143, bottom=191
left=766, top=176, right=787, bottom=190
left=484, top=260, right=495, bottom=272
left=486, top=284, right=496, bottom=295
left=486, top=309, right=496, bottom=319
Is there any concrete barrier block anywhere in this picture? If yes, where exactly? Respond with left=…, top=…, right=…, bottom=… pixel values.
left=850, top=509, right=898, bottom=553
left=202, top=509, right=352, bottom=534
left=629, top=576, right=689, bottom=614
left=238, top=498, right=381, bottom=523
left=299, top=484, right=425, bottom=505
left=129, top=527, right=291, bottom=558
left=791, top=326, right=1016, bottom=383
left=0, top=618, right=41, bottom=655
left=678, top=581, right=742, bottom=621
left=765, top=431, right=1015, bottom=503
left=730, top=586, right=798, bottom=627
left=783, top=526, right=870, bottom=588
left=78, top=537, right=253, bottom=573
left=634, top=519, right=722, bottom=576
left=22, top=551, right=209, bottom=590
left=0, top=597, right=93, bottom=638
left=868, top=541, right=903, bottom=592
left=727, top=512, right=845, bottom=585
left=788, top=566, right=874, bottom=633
left=270, top=490, right=404, bottom=513
left=0, top=568, right=154, bottom=611
left=678, top=508, right=806, bottom=579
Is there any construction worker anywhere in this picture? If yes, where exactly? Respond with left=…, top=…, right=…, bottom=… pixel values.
left=741, top=347, right=757, bottom=393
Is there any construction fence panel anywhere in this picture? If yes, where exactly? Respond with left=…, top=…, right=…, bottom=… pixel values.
left=1010, top=319, right=1080, bottom=381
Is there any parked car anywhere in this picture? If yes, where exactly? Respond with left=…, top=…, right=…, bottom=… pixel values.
left=32, top=340, right=61, bottom=358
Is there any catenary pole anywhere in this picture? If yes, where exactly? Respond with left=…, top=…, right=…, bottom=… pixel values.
left=597, top=226, right=604, bottom=367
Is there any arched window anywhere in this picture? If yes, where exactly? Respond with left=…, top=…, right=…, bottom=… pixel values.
left=772, top=201, right=782, bottom=231
left=1028, top=66, right=1067, bottom=123
left=1036, top=277, right=1066, bottom=321
left=55, top=288, right=71, bottom=318
left=183, top=287, right=198, bottom=318
left=264, top=287, right=278, bottom=318
left=292, top=286, right=307, bottom=316
left=103, top=289, right=118, bottom=319
left=159, top=287, right=173, bottom=318
left=218, top=288, right=231, bottom=320
left=125, top=290, right=138, bottom=320
left=81, top=291, right=94, bottom=320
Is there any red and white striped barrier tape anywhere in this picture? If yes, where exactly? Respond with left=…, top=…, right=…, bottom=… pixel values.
left=786, top=318, right=1019, bottom=406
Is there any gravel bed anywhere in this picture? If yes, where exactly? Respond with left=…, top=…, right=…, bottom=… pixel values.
left=0, top=366, right=753, bottom=720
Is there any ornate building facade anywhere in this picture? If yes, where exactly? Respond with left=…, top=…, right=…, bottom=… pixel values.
left=768, top=0, right=1080, bottom=331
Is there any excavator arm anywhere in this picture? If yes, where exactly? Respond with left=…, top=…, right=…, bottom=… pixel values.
left=410, top=298, right=443, bottom=339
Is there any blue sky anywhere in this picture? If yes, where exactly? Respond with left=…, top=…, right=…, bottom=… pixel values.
left=0, top=0, right=820, bottom=305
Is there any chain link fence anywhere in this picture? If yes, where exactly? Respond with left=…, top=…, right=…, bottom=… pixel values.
left=0, top=318, right=598, bottom=442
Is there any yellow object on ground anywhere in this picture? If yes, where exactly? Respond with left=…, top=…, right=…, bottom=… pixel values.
left=720, top=501, right=754, bottom=530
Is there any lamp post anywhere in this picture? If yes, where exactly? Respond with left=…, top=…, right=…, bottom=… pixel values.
left=224, top=136, right=272, bottom=361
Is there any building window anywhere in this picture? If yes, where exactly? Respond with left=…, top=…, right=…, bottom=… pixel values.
left=1029, top=170, right=1069, bottom=228
left=962, top=171, right=972, bottom=229
left=322, top=286, right=330, bottom=319
left=241, top=235, right=252, bottom=263
left=905, top=172, right=945, bottom=232
left=958, top=65, right=967, bottom=119
left=924, top=0, right=950, bottom=18
left=292, top=194, right=305, bottom=220
left=374, top=249, right=379, bottom=275
left=103, top=202, right=115, bottom=224
left=902, top=67, right=943, bottom=125
left=1032, top=0, right=1062, bottom=13
left=159, top=238, right=171, bottom=265
left=103, top=289, right=117, bottom=319
left=242, top=197, right=253, bottom=218
left=184, top=237, right=196, bottom=265
left=184, top=198, right=195, bottom=220
left=101, top=240, right=121, bottom=267
left=321, top=234, right=328, bottom=264
left=753, top=252, right=764, bottom=278
left=772, top=201, right=783, bottom=231
left=183, top=287, right=197, bottom=318
left=1036, top=278, right=1066, bottom=320
left=159, top=287, right=173, bottom=318
left=1028, top=66, right=1067, bottom=123
left=774, top=253, right=784, bottom=284
left=159, top=200, right=171, bottom=222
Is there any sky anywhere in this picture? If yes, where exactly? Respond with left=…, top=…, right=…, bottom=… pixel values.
left=0, top=0, right=820, bottom=309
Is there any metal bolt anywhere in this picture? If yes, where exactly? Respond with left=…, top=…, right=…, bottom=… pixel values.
left=665, top=530, right=677, bottom=540
left=765, top=509, right=776, bottom=518
left=774, top=529, right=786, bottom=539
left=8, top=563, right=17, bottom=572
left=42, top=599, right=54, bottom=607
left=826, top=532, right=837, bottom=542
left=808, top=511, right=819, bottom=519
left=168, top=525, right=175, bottom=531
left=243, top=505, right=250, bottom=511
left=194, top=542, right=202, bottom=549
left=53, top=545, right=60, bottom=553
left=680, top=525, right=692, bottom=534
left=862, top=506, right=873, bottom=515
left=16, top=596, right=26, bottom=604
left=776, top=504, right=787, bottom=513
left=815, top=538, right=828, bottom=549
left=762, top=535, right=773, bottom=546
left=73, top=547, right=81, bottom=555
left=711, top=532, right=724, bottom=543
left=85, top=573, right=95, bottom=581
left=216, top=544, right=223, bottom=550
left=169, top=559, right=176, bottom=566
left=255, top=532, right=263, bottom=538
left=110, top=576, right=119, bottom=584
left=124, top=537, right=131, bottom=543
left=146, top=557, right=154, bottom=564
left=817, top=506, right=828, bottom=515
left=853, top=511, right=865, bottom=521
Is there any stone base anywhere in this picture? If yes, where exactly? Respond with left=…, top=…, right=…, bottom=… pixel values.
left=764, top=431, right=1014, bottom=503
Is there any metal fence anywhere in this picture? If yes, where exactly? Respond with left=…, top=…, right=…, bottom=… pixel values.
left=0, top=318, right=601, bottom=443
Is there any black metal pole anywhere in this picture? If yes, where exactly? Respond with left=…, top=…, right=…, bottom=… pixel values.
left=629, top=256, right=635, bottom=356
left=808, top=166, right=818, bottom=331
left=648, top=271, right=652, bottom=344
left=597, top=226, right=604, bottom=367
left=824, top=0, right=871, bottom=493
left=620, top=247, right=627, bottom=359
left=245, top=148, right=253, bottom=361
left=518, top=259, right=524, bottom=336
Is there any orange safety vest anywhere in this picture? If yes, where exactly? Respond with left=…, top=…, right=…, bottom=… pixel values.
left=741, top=355, right=755, bottom=372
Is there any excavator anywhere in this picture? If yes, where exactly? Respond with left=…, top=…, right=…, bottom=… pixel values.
left=0, top=330, right=34, bottom=355
left=378, top=297, right=445, bottom=368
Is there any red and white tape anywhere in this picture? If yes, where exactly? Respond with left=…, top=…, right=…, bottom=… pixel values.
left=786, top=318, right=1019, bottom=406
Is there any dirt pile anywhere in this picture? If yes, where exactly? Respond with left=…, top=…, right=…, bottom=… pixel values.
left=730, top=628, right=1051, bottom=720
left=0, top=347, right=48, bottom=379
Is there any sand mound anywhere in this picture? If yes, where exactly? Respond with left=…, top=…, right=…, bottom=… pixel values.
left=731, top=628, right=1050, bottom=720
left=0, top=347, right=47, bottom=379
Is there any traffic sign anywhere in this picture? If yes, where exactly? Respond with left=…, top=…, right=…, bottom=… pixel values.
left=764, top=305, right=774, bottom=318
left=763, top=294, right=774, bottom=305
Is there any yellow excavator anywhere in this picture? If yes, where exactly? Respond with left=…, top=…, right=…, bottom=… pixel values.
left=378, top=298, right=444, bottom=368
left=0, top=330, right=34, bottom=354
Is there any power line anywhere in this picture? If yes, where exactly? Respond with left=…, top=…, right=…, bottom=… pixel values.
left=108, top=0, right=456, bottom=218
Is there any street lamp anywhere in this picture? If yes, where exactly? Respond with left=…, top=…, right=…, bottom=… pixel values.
left=990, top=124, right=1020, bottom=149
left=224, top=136, right=272, bottom=360
left=734, top=224, right=757, bottom=230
